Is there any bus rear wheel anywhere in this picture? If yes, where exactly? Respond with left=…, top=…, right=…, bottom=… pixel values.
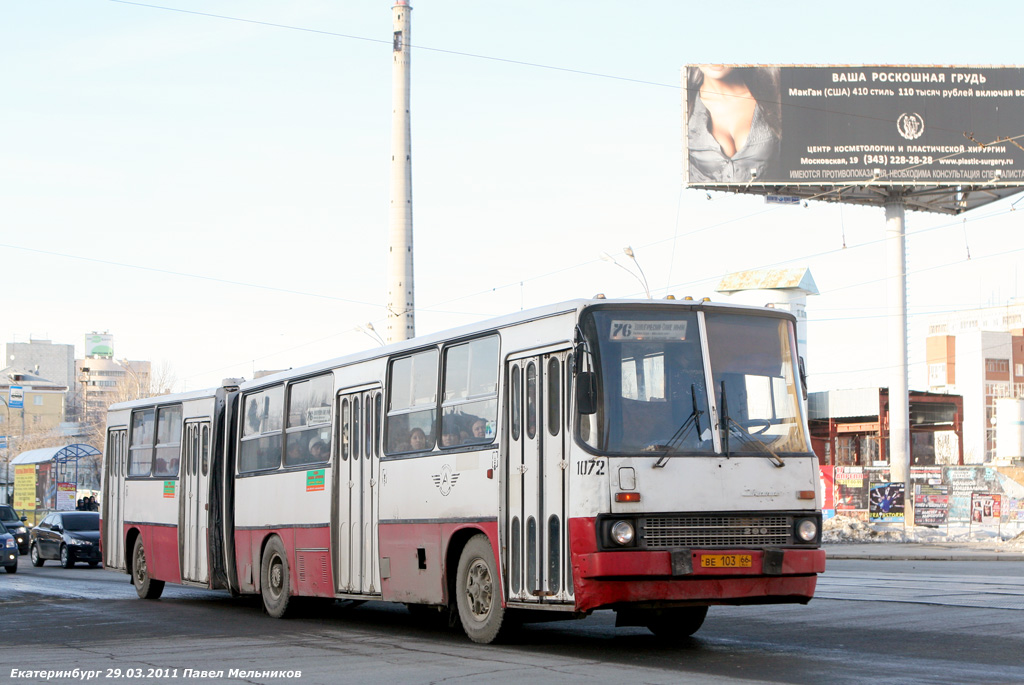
left=455, top=534, right=505, bottom=644
left=132, top=536, right=165, bottom=599
left=260, top=536, right=292, bottom=618
left=646, top=606, right=708, bottom=640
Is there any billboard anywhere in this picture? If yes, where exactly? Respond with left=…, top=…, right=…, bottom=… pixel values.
left=684, top=65, right=1024, bottom=188
left=85, top=332, right=114, bottom=358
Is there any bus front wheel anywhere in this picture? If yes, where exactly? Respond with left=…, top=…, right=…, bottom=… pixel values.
left=132, top=536, right=165, bottom=600
left=455, top=534, right=505, bottom=644
left=646, top=606, right=708, bottom=640
left=260, top=536, right=292, bottom=618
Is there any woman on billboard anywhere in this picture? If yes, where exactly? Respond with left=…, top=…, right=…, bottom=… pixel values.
left=686, top=65, right=781, bottom=183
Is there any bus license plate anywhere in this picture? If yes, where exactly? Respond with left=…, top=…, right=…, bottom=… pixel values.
left=700, top=554, right=753, bottom=569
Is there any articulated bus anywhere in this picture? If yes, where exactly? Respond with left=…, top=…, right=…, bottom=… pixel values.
left=101, top=298, right=825, bottom=643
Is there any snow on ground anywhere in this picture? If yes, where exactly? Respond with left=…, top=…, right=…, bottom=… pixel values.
left=823, top=514, right=1024, bottom=547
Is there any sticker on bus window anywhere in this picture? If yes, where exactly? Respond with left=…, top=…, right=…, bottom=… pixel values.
left=306, top=469, right=325, bottom=492
left=306, top=407, right=331, bottom=425
left=163, top=481, right=175, bottom=498
left=609, top=320, right=688, bottom=341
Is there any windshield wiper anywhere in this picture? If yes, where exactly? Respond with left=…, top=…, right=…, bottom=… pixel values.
left=719, top=381, right=785, bottom=468
left=650, top=384, right=704, bottom=468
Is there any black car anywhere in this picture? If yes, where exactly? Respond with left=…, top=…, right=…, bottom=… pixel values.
left=0, top=505, right=29, bottom=555
left=1, top=522, right=18, bottom=573
left=29, top=512, right=102, bottom=568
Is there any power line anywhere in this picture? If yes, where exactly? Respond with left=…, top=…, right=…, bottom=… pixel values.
left=0, top=242, right=382, bottom=309
left=107, top=1, right=1021, bottom=142
left=107, top=0, right=678, bottom=89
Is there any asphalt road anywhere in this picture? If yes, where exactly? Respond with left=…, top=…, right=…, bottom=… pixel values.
left=2, top=559, right=1023, bottom=685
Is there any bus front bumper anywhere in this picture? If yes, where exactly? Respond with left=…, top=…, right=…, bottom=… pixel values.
left=571, top=547, right=826, bottom=613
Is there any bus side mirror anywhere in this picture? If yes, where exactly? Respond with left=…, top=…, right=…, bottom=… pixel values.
left=576, top=371, right=597, bottom=415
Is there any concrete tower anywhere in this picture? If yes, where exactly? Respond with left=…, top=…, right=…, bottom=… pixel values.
left=387, top=0, right=415, bottom=342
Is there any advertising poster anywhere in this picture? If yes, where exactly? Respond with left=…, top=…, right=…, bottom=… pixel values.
left=835, top=466, right=868, bottom=511
left=13, top=464, right=36, bottom=509
left=684, top=65, right=1024, bottom=188
left=869, top=482, right=906, bottom=522
left=35, top=462, right=55, bottom=509
left=1008, top=497, right=1024, bottom=524
left=914, top=483, right=949, bottom=526
left=945, top=467, right=1001, bottom=523
left=819, top=465, right=835, bottom=517
left=56, top=482, right=77, bottom=511
left=970, top=493, right=1001, bottom=525
left=910, top=467, right=943, bottom=486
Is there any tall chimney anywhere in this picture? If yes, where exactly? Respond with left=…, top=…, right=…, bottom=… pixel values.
left=387, top=0, right=415, bottom=342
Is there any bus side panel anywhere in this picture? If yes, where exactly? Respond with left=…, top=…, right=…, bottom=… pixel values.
left=233, top=470, right=332, bottom=594
left=377, top=522, right=444, bottom=604
left=377, top=519, right=499, bottom=605
left=232, top=525, right=332, bottom=597
left=567, top=517, right=824, bottom=613
left=233, top=527, right=259, bottom=594
left=293, top=525, right=333, bottom=597
left=124, top=479, right=181, bottom=584
left=135, top=524, right=182, bottom=585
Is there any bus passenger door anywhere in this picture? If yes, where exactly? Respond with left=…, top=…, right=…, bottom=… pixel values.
left=333, top=386, right=382, bottom=596
left=181, top=420, right=212, bottom=584
left=505, top=349, right=571, bottom=604
left=102, top=428, right=127, bottom=570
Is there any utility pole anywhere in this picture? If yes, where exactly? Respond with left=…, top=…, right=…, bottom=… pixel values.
left=386, top=0, right=415, bottom=343
left=885, top=192, right=911, bottom=520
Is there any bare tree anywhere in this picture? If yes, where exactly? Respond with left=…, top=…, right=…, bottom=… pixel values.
left=79, top=361, right=177, bottom=451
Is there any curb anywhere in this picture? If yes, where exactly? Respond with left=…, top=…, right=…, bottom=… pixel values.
left=825, top=552, right=1023, bottom=562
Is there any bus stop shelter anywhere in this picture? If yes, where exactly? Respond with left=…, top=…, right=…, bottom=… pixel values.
left=10, top=444, right=102, bottom=517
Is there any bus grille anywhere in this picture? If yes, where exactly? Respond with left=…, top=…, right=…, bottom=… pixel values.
left=643, top=515, right=793, bottom=548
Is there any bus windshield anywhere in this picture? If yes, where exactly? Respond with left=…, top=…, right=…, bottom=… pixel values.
left=578, top=307, right=808, bottom=457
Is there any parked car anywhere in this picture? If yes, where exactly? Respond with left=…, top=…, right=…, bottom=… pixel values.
left=29, top=511, right=101, bottom=568
left=1, top=522, right=18, bottom=573
left=0, top=505, right=29, bottom=555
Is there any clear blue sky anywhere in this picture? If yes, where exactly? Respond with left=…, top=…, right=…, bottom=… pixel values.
left=2, top=0, right=1022, bottom=392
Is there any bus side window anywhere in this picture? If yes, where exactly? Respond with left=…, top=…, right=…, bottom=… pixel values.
left=440, top=335, right=499, bottom=447
left=239, top=386, right=285, bottom=473
left=511, top=365, right=521, bottom=441
left=284, top=374, right=333, bottom=467
left=129, top=408, right=155, bottom=476
left=385, top=349, right=439, bottom=454
left=340, top=398, right=350, bottom=462
left=547, top=357, right=560, bottom=437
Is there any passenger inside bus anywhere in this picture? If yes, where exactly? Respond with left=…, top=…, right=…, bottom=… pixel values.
left=441, top=427, right=462, bottom=447
left=409, top=427, right=428, bottom=451
left=309, top=439, right=329, bottom=460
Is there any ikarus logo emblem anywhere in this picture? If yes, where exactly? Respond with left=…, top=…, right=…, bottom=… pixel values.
left=431, top=464, right=460, bottom=496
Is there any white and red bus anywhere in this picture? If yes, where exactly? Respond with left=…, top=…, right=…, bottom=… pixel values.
left=101, top=298, right=825, bottom=643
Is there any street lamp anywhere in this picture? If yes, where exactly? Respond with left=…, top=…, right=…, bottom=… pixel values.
left=601, top=247, right=651, bottom=299
left=0, top=396, right=11, bottom=506
left=358, top=323, right=386, bottom=347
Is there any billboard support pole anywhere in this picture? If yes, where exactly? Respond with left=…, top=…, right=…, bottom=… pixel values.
left=884, top=192, right=911, bottom=518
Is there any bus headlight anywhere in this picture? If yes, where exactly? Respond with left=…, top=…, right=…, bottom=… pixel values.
left=796, top=519, right=818, bottom=542
left=610, top=520, right=635, bottom=546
